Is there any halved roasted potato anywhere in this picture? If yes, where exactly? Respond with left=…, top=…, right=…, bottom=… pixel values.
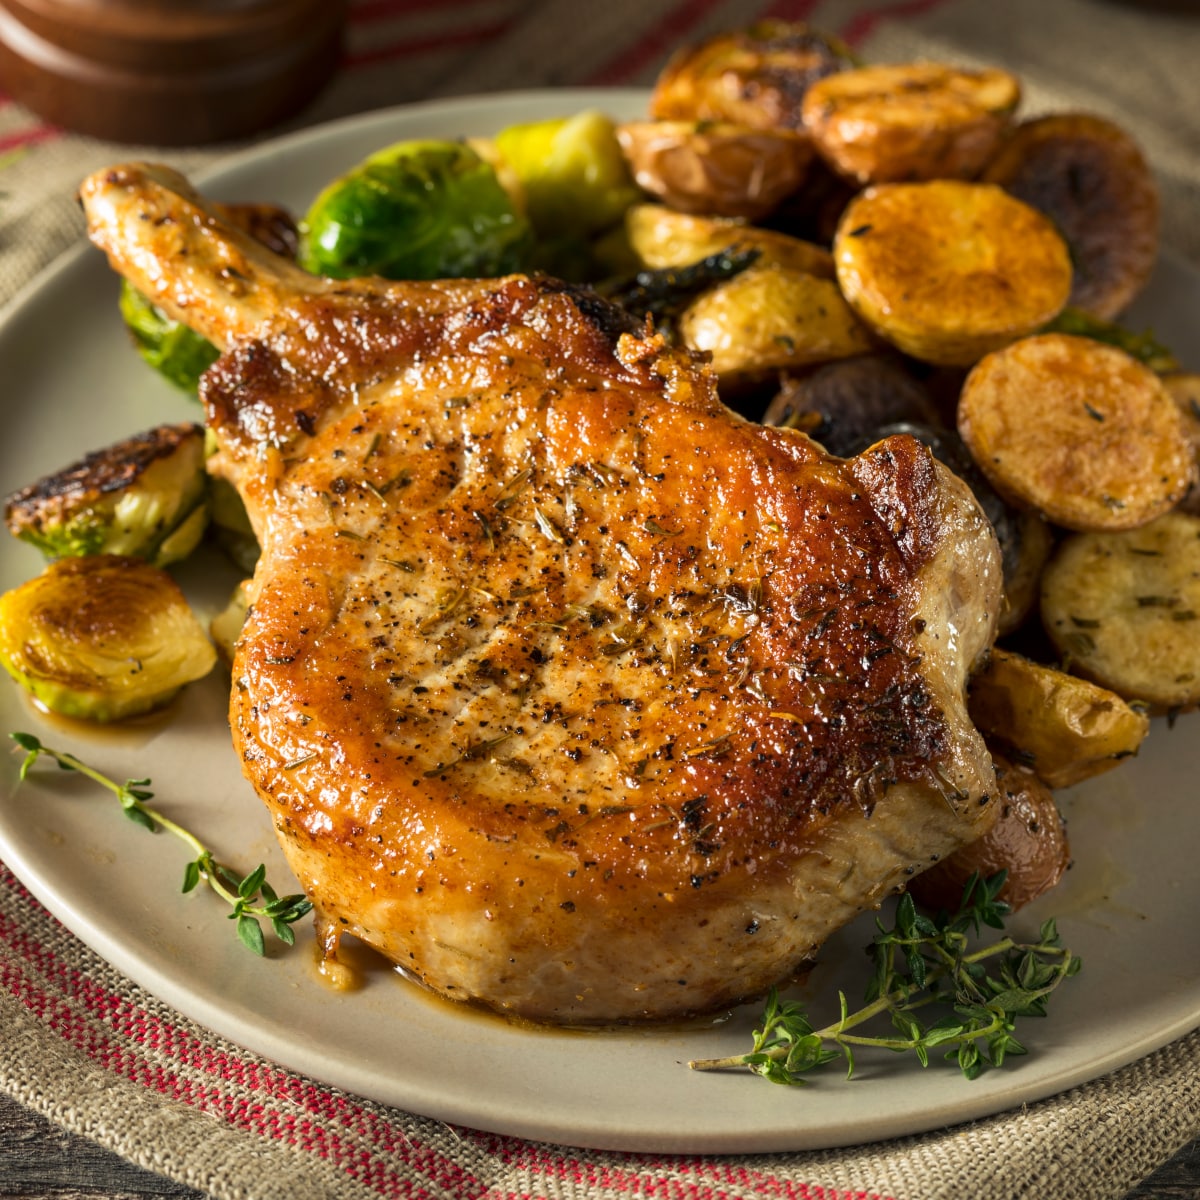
left=982, top=113, right=1159, bottom=320
left=649, top=21, right=854, bottom=131
left=1040, top=511, right=1200, bottom=710
left=998, top=510, right=1053, bottom=636
left=801, top=62, right=1020, bottom=184
left=0, top=555, right=217, bottom=722
left=910, top=750, right=1069, bottom=912
left=623, top=204, right=834, bottom=276
left=834, top=181, right=1072, bottom=366
left=679, top=262, right=874, bottom=383
left=969, top=647, right=1150, bottom=788
left=1163, top=373, right=1200, bottom=515
left=958, top=334, right=1195, bottom=531
left=617, top=121, right=813, bottom=219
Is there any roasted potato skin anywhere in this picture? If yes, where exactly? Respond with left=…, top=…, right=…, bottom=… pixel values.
left=1163, top=373, right=1200, bottom=515
left=958, top=334, right=1195, bottom=532
left=623, top=204, right=834, bottom=276
left=649, top=21, right=853, bottom=132
left=982, top=114, right=1159, bottom=320
left=909, top=751, right=1069, bottom=912
left=969, top=648, right=1150, bottom=788
left=801, top=63, right=1020, bottom=185
left=761, top=354, right=938, bottom=455
left=617, top=121, right=813, bottom=220
left=1040, top=511, right=1200, bottom=711
left=679, top=262, right=874, bottom=382
left=834, top=181, right=1072, bottom=366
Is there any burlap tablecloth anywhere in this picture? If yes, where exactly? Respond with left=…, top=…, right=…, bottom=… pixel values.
left=1, top=2, right=1198, bottom=1197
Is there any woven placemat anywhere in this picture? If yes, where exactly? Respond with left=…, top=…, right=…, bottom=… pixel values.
left=1, top=1, right=1198, bottom=1197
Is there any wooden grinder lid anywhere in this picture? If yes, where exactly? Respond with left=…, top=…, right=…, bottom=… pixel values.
left=0, top=0, right=347, bottom=145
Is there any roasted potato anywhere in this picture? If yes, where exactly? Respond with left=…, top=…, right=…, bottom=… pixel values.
left=0, top=555, right=216, bottom=722
left=623, top=204, right=834, bottom=276
left=998, top=510, right=1053, bottom=636
left=761, top=354, right=938, bottom=454
left=958, top=334, right=1195, bottom=532
left=834, top=181, right=1072, bottom=366
left=969, top=648, right=1150, bottom=788
left=616, top=121, right=813, bottom=220
left=649, top=21, right=854, bottom=131
left=679, top=262, right=874, bottom=383
left=801, top=62, right=1020, bottom=184
left=982, top=113, right=1159, bottom=320
left=1040, top=511, right=1200, bottom=710
left=910, top=751, right=1069, bottom=912
left=1163, top=373, right=1200, bottom=514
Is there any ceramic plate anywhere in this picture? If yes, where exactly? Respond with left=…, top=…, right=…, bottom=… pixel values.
left=0, top=91, right=1197, bottom=1154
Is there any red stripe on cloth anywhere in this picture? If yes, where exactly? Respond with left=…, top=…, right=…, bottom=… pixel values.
left=349, top=0, right=489, bottom=23
left=0, top=872, right=485, bottom=1197
left=0, top=125, right=60, bottom=154
left=342, top=18, right=514, bottom=68
left=582, top=0, right=731, bottom=87
left=758, top=0, right=825, bottom=20
left=838, top=0, right=954, bottom=45
left=1, top=866, right=894, bottom=1200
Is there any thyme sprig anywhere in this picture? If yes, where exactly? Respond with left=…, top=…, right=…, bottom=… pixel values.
left=10, top=732, right=311, bottom=955
left=689, top=872, right=1080, bottom=1085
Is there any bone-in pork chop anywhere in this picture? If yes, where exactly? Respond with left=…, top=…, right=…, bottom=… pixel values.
left=81, top=163, right=1002, bottom=1024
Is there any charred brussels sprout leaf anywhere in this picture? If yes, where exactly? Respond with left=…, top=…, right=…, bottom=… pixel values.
left=4, top=423, right=209, bottom=567
left=299, top=140, right=533, bottom=281
left=118, top=281, right=220, bottom=395
left=0, top=556, right=217, bottom=722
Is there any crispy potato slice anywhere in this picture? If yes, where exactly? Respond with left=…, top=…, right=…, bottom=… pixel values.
left=982, top=114, right=1159, bottom=320
left=910, top=751, right=1069, bottom=912
left=801, top=62, right=1020, bottom=184
left=623, top=204, right=834, bottom=276
left=616, top=121, right=813, bottom=220
left=1040, top=511, right=1200, bottom=710
left=969, top=647, right=1149, bottom=787
left=958, top=334, right=1195, bottom=531
left=649, top=21, right=853, bottom=131
left=679, top=262, right=874, bottom=383
left=834, top=181, right=1071, bottom=366
left=1163, top=372, right=1200, bottom=514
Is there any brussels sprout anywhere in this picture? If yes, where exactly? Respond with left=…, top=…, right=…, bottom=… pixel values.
left=211, top=578, right=251, bottom=666
left=4, top=423, right=208, bottom=567
left=119, top=201, right=299, bottom=394
left=299, top=140, right=533, bottom=281
left=493, top=110, right=641, bottom=239
left=0, top=555, right=217, bottom=721
left=207, top=476, right=260, bottom=575
left=119, top=281, right=220, bottom=395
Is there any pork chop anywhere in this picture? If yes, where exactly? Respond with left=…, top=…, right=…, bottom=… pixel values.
left=80, top=163, right=1003, bottom=1025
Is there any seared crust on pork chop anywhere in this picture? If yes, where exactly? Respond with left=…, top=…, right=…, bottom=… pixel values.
left=81, top=163, right=1002, bottom=1024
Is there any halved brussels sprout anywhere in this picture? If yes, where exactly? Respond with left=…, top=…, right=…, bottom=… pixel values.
left=211, top=578, right=251, bottom=666
left=0, top=555, right=217, bottom=721
left=4, top=423, right=209, bottom=567
left=299, top=140, right=534, bottom=281
left=207, top=476, right=260, bottom=575
left=492, top=110, right=641, bottom=239
left=119, top=201, right=299, bottom=394
left=119, top=281, right=220, bottom=395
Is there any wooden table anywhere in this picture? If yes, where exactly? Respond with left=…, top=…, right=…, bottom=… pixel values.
left=0, top=1090, right=1195, bottom=1198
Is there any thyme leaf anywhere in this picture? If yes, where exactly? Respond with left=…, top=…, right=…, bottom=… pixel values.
left=9, top=732, right=311, bottom=955
left=689, top=871, right=1080, bottom=1085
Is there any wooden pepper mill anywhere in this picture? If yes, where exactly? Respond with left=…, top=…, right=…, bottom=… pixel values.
left=0, top=0, right=347, bottom=145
